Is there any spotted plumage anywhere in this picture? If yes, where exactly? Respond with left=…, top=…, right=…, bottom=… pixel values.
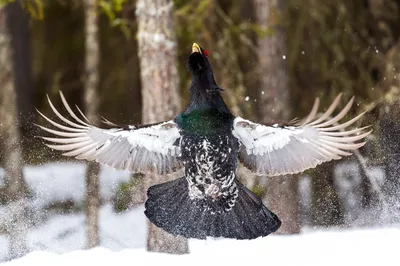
left=37, top=43, right=371, bottom=240
left=181, top=134, right=239, bottom=212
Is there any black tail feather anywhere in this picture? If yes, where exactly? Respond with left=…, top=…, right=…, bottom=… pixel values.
left=144, top=177, right=281, bottom=240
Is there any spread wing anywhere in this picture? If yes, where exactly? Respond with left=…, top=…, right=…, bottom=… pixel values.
left=232, top=94, right=371, bottom=176
left=36, top=92, right=182, bottom=175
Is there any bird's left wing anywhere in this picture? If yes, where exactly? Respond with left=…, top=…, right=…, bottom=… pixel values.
left=36, top=92, right=182, bottom=175
left=232, top=94, right=371, bottom=176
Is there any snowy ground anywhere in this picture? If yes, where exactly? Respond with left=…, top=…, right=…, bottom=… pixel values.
left=1, top=162, right=399, bottom=265
left=2, top=226, right=400, bottom=266
left=1, top=201, right=399, bottom=265
left=0, top=162, right=132, bottom=209
left=0, top=205, right=146, bottom=259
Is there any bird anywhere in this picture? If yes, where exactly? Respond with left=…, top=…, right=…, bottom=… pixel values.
left=36, top=43, right=371, bottom=240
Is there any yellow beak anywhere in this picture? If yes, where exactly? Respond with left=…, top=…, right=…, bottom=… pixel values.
left=192, top=43, right=201, bottom=54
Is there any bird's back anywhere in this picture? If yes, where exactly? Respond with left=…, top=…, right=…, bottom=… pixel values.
left=175, top=109, right=240, bottom=210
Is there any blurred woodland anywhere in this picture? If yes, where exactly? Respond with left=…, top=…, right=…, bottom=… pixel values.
left=0, top=0, right=400, bottom=260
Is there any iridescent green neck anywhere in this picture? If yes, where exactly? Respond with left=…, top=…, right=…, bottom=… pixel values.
left=176, top=110, right=233, bottom=135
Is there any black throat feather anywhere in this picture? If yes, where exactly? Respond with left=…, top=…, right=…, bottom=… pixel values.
left=184, top=73, right=231, bottom=115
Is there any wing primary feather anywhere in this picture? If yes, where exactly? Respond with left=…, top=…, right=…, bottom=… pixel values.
left=36, top=110, right=87, bottom=133
left=41, top=136, right=90, bottom=144
left=45, top=140, right=94, bottom=151
left=314, top=96, right=354, bottom=128
left=318, top=111, right=367, bottom=131
left=320, top=130, right=371, bottom=143
left=308, top=93, right=343, bottom=126
left=35, top=124, right=87, bottom=137
left=63, top=142, right=99, bottom=157
left=75, top=147, right=101, bottom=160
left=300, top=97, right=320, bottom=126
left=319, top=126, right=371, bottom=136
left=319, top=139, right=366, bottom=150
left=101, top=116, right=119, bottom=127
left=59, top=91, right=91, bottom=127
left=46, top=95, right=88, bottom=130
left=313, top=145, right=340, bottom=160
left=75, top=105, right=92, bottom=124
left=316, top=142, right=350, bottom=157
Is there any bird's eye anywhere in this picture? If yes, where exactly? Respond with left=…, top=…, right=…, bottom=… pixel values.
left=204, top=50, right=209, bottom=58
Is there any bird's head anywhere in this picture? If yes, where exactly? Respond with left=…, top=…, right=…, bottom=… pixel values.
left=187, top=43, right=223, bottom=93
left=187, top=43, right=211, bottom=74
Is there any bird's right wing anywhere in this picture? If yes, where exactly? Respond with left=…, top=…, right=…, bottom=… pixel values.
left=36, top=92, right=183, bottom=175
left=233, top=94, right=371, bottom=176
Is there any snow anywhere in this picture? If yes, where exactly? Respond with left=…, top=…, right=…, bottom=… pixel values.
left=27, top=205, right=146, bottom=252
left=0, top=205, right=146, bottom=260
left=0, top=162, right=131, bottom=208
left=2, top=227, right=400, bottom=266
left=0, top=162, right=133, bottom=261
left=1, top=162, right=400, bottom=265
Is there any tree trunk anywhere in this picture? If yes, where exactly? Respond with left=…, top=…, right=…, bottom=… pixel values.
left=6, top=2, right=33, bottom=136
left=136, top=0, right=188, bottom=254
left=312, top=161, right=344, bottom=226
left=0, top=6, right=29, bottom=259
left=83, top=0, right=100, bottom=248
left=375, top=39, right=400, bottom=223
left=253, top=0, right=300, bottom=234
left=379, top=105, right=400, bottom=222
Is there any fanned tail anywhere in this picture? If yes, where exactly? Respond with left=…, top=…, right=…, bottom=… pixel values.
left=144, top=177, right=281, bottom=239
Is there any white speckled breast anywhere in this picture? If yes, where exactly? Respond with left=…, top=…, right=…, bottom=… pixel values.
left=180, top=133, right=240, bottom=211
